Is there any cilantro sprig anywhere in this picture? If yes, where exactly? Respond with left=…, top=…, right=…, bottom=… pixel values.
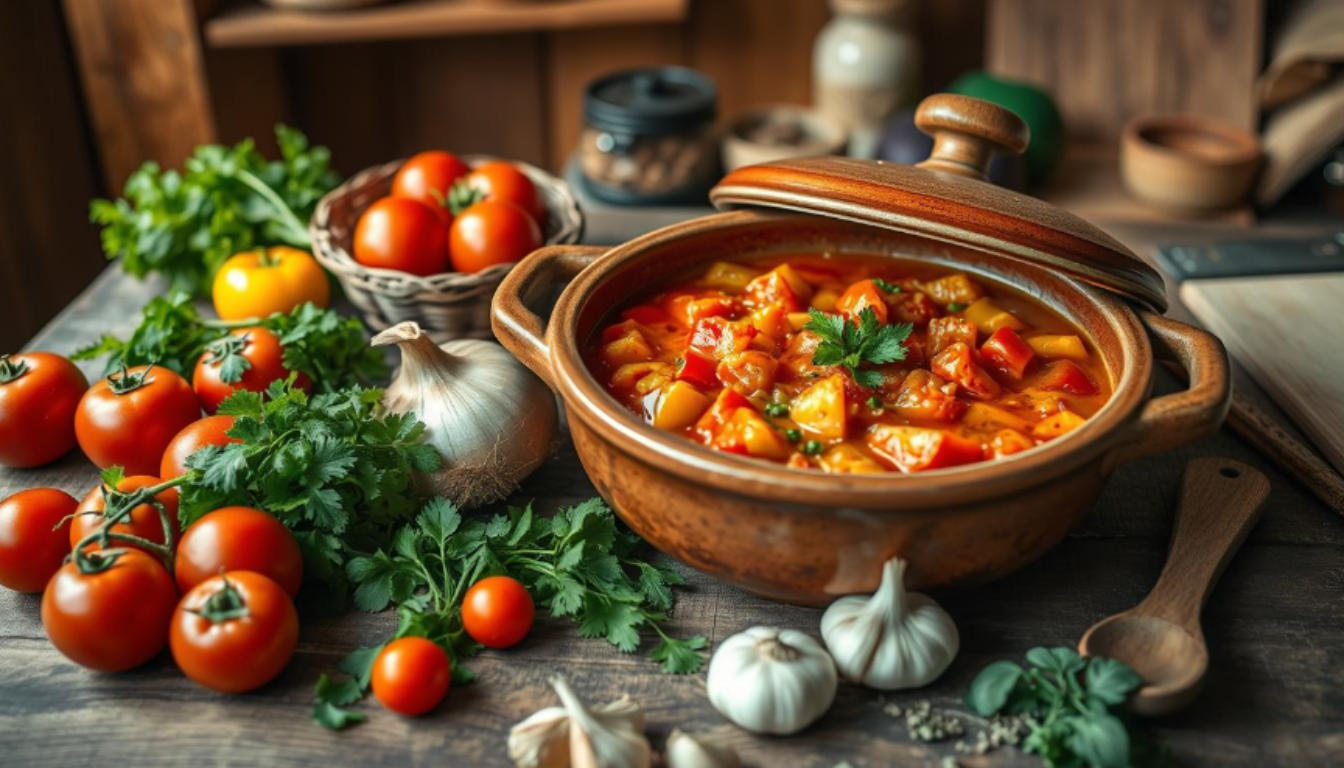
left=966, top=647, right=1144, bottom=768
left=314, top=497, right=705, bottom=729
left=804, top=306, right=913, bottom=388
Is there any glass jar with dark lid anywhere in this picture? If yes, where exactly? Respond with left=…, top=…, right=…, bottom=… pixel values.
left=579, top=67, right=719, bottom=205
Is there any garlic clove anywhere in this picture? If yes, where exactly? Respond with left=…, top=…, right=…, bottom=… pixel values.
left=820, top=558, right=959, bottom=691
left=549, top=676, right=651, bottom=768
left=706, top=626, right=838, bottom=736
left=664, top=729, right=741, bottom=768
left=508, top=706, right=571, bottom=768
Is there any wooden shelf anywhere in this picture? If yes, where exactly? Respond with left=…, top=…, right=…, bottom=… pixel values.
left=204, top=0, right=688, bottom=48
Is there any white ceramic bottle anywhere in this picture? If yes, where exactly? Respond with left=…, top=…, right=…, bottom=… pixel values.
left=813, top=0, right=921, bottom=159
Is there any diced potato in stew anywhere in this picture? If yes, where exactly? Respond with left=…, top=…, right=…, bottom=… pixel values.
left=586, top=254, right=1111, bottom=474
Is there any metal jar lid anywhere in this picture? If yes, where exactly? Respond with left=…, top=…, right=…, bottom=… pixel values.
left=584, top=67, right=718, bottom=137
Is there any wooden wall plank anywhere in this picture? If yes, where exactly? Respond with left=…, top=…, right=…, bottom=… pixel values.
left=61, top=0, right=217, bottom=189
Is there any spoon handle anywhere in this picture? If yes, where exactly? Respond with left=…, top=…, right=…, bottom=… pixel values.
left=1137, top=457, right=1270, bottom=634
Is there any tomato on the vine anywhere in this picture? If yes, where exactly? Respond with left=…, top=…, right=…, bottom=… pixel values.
left=392, top=150, right=470, bottom=226
left=42, top=549, right=177, bottom=672
left=371, top=637, right=451, bottom=716
left=171, top=571, right=299, bottom=693
left=461, top=575, right=534, bottom=649
left=462, top=161, right=545, bottom=225
left=0, top=352, right=88, bottom=468
left=176, top=506, right=303, bottom=598
left=0, top=488, right=77, bottom=593
left=212, top=246, right=330, bottom=322
left=160, top=415, right=238, bottom=480
left=448, top=200, right=542, bottom=274
left=192, top=327, right=309, bottom=415
left=75, top=365, right=201, bottom=475
left=69, top=475, right=180, bottom=557
left=353, top=197, right=449, bottom=277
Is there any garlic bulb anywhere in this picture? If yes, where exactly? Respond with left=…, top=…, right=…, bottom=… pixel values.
left=664, top=729, right=740, bottom=768
left=706, top=626, right=838, bottom=735
left=820, top=557, right=959, bottom=691
left=373, top=322, right=557, bottom=509
left=507, top=690, right=645, bottom=768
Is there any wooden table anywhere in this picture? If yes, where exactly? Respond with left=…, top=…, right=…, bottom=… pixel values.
left=3, top=240, right=1343, bottom=767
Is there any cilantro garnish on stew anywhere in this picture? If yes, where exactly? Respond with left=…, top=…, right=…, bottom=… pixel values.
left=804, top=306, right=913, bottom=388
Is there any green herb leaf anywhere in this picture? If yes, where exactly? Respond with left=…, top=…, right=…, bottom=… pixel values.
left=1066, top=711, right=1131, bottom=768
left=1027, top=646, right=1086, bottom=676
left=650, top=634, right=708, bottom=674
left=966, top=659, right=1024, bottom=716
left=312, top=675, right=367, bottom=730
left=803, top=307, right=912, bottom=388
left=1085, top=656, right=1143, bottom=705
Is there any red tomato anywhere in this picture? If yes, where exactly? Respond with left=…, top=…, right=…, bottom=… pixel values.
left=353, top=196, right=449, bottom=277
left=448, top=200, right=542, bottom=274
left=462, top=161, right=545, bottom=225
left=75, top=365, right=200, bottom=475
left=372, top=637, right=452, bottom=716
left=835, top=280, right=890, bottom=325
left=170, top=571, right=299, bottom=693
left=192, top=328, right=309, bottom=414
left=391, top=150, right=471, bottom=226
left=867, top=425, right=984, bottom=473
left=0, top=488, right=77, bottom=593
left=175, top=506, right=303, bottom=598
left=980, top=328, right=1035, bottom=381
left=0, top=352, right=88, bottom=468
left=42, top=549, right=177, bottom=672
left=1034, top=360, right=1098, bottom=396
left=160, top=415, right=238, bottom=480
left=461, top=575, right=535, bottom=649
left=70, top=475, right=180, bottom=557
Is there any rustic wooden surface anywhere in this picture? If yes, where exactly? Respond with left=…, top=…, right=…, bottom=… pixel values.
left=2, top=254, right=1344, bottom=767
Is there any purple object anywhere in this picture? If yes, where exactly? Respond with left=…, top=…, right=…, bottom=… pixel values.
left=875, top=108, right=1027, bottom=191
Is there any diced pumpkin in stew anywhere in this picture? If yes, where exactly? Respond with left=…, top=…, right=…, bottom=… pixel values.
left=746, top=265, right=813, bottom=311
left=987, top=429, right=1036, bottom=458
left=716, top=351, right=778, bottom=396
left=867, top=425, right=984, bottom=473
left=887, top=291, right=939, bottom=325
left=787, top=312, right=812, bottom=331
left=689, top=317, right=759, bottom=360
left=980, top=328, right=1035, bottom=380
left=834, top=280, right=890, bottom=325
left=892, top=369, right=962, bottom=421
left=1033, top=360, right=1098, bottom=396
left=601, top=319, right=639, bottom=343
left=810, top=288, right=841, bottom=312
left=778, top=331, right=830, bottom=381
left=703, top=261, right=761, bottom=292
left=748, top=302, right=790, bottom=339
left=634, top=367, right=673, bottom=395
left=675, top=352, right=718, bottom=389
left=612, top=362, right=670, bottom=390
left=686, top=296, right=738, bottom=325
left=818, top=443, right=885, bottom=474
left=1032, top=410, right=1087, bottom=438
left=652, top=381, right=712, bottom=431
left=962, top=402, right=1032, bottom=433
left=1027, top=334, right=1088, bottom=361
left=963, top=298, right=1026, bottom=335
left=930, top=342, right=1001, bottom=400
left=602, top=328, right=656, bottom=367
left=919, top=273, right=985, bottom=306
left=713, top=408, right=791, bottom=459
left=927, top=316, right=978, bottom=357
left=693, top=388, right=753, bottom=442
left=790, top=373, right=848, bottom=439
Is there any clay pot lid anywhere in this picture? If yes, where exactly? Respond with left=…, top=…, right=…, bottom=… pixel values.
left=711, top=94, right=1167, bottom=312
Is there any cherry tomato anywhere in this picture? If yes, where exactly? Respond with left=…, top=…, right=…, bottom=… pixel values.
left=160, top=415, right=238, bottom=480
left=75, top=365, right=201, bottom=476
left=176, top=506, right=303, bottom=599
left=463, top=161, right=545, bottom=225
left=171, top=571, right=299, bottom=693
left=353, top=197, right=449, bottom=277
left=212, top=247, right=330, bottom=322
left=372, top=637, right=451, bottom=716
left=461, top=575, right=534, bottom=649
left=70, top=475, right=180, bottom=557
left=42, top=549, right=177, bottom=672
left=0, top=488, right=77, bottom=593
left=0, top=352, right=88, bottom=468
left=392, top=150, right=471, bottom=226
left=192, top=328, right=309, bottom=415
left=448, top=200, right=542, bottom=274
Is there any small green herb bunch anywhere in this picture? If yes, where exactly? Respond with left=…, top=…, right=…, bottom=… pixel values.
left=966, top=647, right=1143, bottom=768
left=804, top=306, right=912, bottom=388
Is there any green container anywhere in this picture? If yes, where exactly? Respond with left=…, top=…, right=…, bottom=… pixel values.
left=949, top=70, right=1065, bottom=187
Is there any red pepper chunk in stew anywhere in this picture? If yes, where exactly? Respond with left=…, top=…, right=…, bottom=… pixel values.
left=586, top=254, right=1111, bottom=474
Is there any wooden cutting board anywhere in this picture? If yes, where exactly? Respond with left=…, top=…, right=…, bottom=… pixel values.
left=1182, top=273, right=1344, bottom=476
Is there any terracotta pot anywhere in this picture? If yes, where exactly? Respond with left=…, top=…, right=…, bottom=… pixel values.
left=492, top=95, right=1231, bottom=605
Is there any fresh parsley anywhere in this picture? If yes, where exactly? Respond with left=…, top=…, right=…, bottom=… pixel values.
left=966, top=647, right=1144, bottom=768
left=804, top=306, right=913, bottom=388
left=313, top=497, right=705, bottom=728
left=90, top=125, right=339, bottom=297
left=73, top=295, right=386, bottom=391
left=873, top=278, right=903, bottom=294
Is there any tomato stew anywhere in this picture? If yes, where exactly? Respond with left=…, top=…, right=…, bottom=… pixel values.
left=584, top=254, right=1111, bottom=474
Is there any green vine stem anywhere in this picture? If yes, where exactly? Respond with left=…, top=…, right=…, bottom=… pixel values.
left=234, top=169, right=311, bottom=248
left=71, top=473, right=187, bottom=574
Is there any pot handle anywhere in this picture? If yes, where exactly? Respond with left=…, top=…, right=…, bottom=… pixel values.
left=491, top=244, right=607, bottom=388
left=1102, top=312, right=1231, bottom=473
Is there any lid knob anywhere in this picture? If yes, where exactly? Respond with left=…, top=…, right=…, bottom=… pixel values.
left=914, top=94, right=1030, bottom=182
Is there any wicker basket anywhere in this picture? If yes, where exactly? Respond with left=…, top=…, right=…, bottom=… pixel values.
left=311, top=156, right=583, bottom=341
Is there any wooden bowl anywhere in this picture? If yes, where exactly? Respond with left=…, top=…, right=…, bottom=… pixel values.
left=722, top=105, right=849, bottom=172
left=311, top=156, right=582, bottom=343
left=1121, top=115, right=1261, bottom=213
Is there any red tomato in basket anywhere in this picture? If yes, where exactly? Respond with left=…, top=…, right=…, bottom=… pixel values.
left=448, top=200, right=542, bottom=274
left=353, top=196, right=450, bottom=277
left=392, top=150, right=471, bottom=226
left=462, top=161, right=546, bottom=226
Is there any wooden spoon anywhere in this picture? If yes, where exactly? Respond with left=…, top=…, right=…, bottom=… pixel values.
left=1078, top=457, right=1270, bottom=716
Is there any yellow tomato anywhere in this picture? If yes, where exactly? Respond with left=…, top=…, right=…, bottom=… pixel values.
left=212, top=247, right=330, bottom=321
